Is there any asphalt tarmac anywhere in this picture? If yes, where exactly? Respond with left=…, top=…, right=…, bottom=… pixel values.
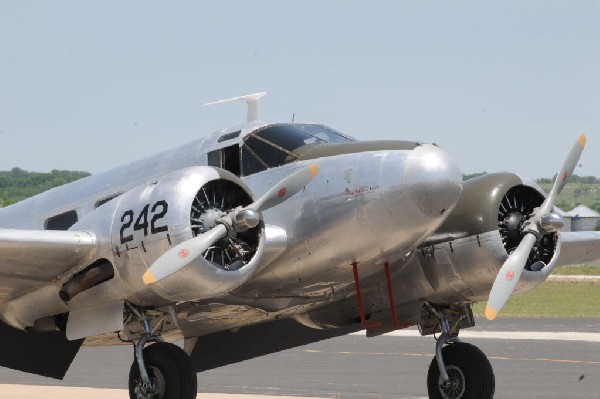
left=0, top=317, right=598, bottom=399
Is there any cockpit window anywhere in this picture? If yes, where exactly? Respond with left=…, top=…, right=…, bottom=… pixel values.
left=293, top=124, right=354, bottom=144
left=254, top=124, right=323, bottom=152
left=241, top=145, right=267, bottom=175
left=241, top=123, right=354, bottom=176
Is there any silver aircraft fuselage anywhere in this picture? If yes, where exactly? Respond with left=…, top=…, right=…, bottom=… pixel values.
left=0, top=121, right=463, bottom=337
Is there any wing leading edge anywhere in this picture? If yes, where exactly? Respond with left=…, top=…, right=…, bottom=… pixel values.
left=0, top=228, right=97, bottom=303
left=557, top=231, right=600, bottom=267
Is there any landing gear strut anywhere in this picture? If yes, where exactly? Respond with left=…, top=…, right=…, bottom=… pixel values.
left=126, top=304, right=197, bottom=399
left=425, top=305, right=495, bottom=399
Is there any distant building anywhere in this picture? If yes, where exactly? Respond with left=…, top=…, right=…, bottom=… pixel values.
left=565, top=205, right=600, bottom=232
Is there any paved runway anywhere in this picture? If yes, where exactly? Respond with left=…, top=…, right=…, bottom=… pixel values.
left=0, top=317, right=598, bottom=398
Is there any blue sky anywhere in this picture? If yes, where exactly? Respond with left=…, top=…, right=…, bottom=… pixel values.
left=0, top=1, right=598, bottom=178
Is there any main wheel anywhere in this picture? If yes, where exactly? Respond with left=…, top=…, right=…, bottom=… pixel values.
left=427, top=342, right=495, bottom=399
left=129, top=342, right=197, bottom=399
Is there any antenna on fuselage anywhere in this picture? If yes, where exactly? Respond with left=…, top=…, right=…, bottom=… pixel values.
left=203, top=92, right=267, bottom=123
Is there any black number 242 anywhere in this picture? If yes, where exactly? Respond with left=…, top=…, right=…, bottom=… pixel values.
left=120, top=200, right=169, bottom=244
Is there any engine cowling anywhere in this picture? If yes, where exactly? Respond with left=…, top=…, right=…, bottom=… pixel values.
left=95, top=166, right=264, bottom=303
left=417, top=173, right=560, bottom=303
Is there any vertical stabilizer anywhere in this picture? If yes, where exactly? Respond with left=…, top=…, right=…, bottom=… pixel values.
left=203, top=92, right=267, bottom=122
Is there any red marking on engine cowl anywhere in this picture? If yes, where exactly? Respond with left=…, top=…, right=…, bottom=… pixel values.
left=562, top=171, right=569, bottom=182
left=506, top=271, right=514, bottom=281
left=278, top=188, right=287, bottom=197
left=178, top=249, right=190, bottom=258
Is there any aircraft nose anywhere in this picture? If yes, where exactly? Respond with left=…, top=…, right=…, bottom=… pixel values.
left=405, top=144, right=462, bottom=218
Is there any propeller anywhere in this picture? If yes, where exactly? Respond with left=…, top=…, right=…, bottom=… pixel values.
left=485, top=134, right=586, bottom=320
left=143, top=164, right=320, bottom=285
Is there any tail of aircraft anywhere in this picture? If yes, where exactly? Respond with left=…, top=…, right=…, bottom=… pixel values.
left=203, top=92, right=267, bottom=123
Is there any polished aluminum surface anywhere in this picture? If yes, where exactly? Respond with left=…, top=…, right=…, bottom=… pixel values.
left=0, top=120, right=595, bottom=356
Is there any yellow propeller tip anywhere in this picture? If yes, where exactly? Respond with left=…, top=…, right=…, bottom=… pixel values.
left=485, top=305, right=498, bottom=321
left=578, top=134, right=587, bottom=149
left=309, top=164, right=320, bottom=177
left=142, top=270, right=157, bottom=285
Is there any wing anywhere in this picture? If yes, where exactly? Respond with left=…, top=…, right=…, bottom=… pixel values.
left=0, top=228, right=97, bottom=302
left=557, top=231, right=600, bottom=267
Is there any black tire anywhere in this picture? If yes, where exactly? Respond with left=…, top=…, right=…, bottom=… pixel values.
left=427, top=342, right=495, bottom=399
left=129, top=342, right=197, bottom=399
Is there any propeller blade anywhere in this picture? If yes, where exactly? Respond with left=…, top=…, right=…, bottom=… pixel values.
left=539, top=134, right=586, bottom=216
left=485, top=233, right=537, bottom=320
left=143, top=224, right=227, bottom=285
left=248, top=164, right=320, bottom=213
left=486, top=134, right=586, bottom=320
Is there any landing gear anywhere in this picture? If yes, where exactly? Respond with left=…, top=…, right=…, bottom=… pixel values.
left=425, top=304, right=495, bottom=399
left=126, top=304, right=197, bottom=399
left=427, top=342, right=495, bottom=399
left=129, top=342, right=197, bottom=399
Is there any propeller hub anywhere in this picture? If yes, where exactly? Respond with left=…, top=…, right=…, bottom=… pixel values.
left=541, top=213, right=564, bottom=234
left=234, top=209, right=260, bottom=230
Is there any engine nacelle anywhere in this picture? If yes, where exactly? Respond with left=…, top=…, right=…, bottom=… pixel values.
left=416, top=173, right=561, bottom=303
left=78, top=166, right=264, bottom=304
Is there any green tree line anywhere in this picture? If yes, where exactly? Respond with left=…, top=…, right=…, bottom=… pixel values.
left=537, top=174, right=600, bottom=185
left=0, top=167, right=90, bottom=207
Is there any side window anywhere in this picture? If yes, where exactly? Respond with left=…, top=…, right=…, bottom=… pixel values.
left=242, top=146, right=267, bottom=176
left=45, top=210, right=78, bottom=231
left=207, top=144, right=241, bottom=176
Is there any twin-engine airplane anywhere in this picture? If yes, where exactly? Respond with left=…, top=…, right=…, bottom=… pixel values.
left=0, top=92, right=598, bottom=399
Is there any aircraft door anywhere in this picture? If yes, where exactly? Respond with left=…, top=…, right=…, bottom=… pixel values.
left=207, top=145, right=241, bottom=176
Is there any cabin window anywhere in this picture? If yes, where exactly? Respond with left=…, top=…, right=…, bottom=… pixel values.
left=217, top=130, right=241, bottom=143
left=45, top=210, right=78, bottom=231
left=207, top=144, right=241, bottom=176
left=95, top=193, right=123, bottom=209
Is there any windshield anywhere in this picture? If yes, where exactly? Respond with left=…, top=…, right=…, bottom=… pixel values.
left=241, top=123, right=354, bottom=176
left=254, top=124, right=353, bottom=152
left=293, top=124, right=354, bottom=144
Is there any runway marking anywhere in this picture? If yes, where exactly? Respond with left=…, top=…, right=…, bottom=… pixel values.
left=351, top=329, right=600, bottom=342
left=304, top=349, right=600, bottom=366
left=0, top=385, right=325, bottom=399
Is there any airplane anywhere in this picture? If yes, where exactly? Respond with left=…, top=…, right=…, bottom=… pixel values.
left=0, top=92, right=598, bottom=399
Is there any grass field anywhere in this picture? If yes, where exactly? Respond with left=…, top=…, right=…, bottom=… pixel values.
left=470, top=264, right=600, bottom=318
left=472, top=282, right=600, bottom=318
left=552, top=265, right=600, bottom=275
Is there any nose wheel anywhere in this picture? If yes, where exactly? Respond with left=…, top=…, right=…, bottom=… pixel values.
left=129, top=342, right=197, bottom=399
left=126, top=304, right=197, bottom=399
left=425, top=304, right=495, bottom=398
left=427, top=342, right=494, bottom=399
